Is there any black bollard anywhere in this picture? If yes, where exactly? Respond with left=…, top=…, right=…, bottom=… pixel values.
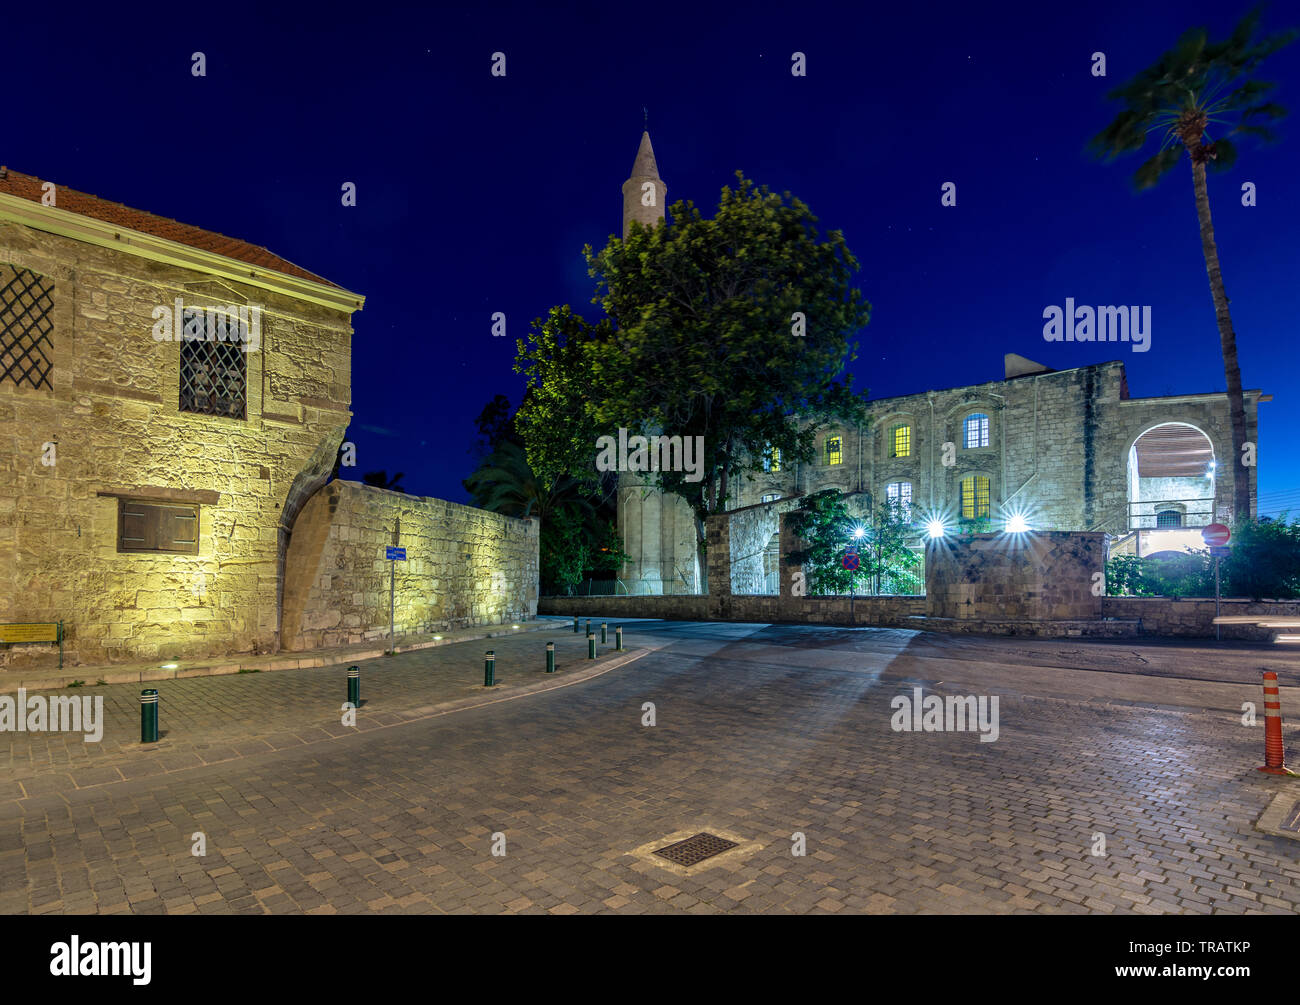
left=140, top=689, right=159, bottom=744
left=484, top=650, right=496, bottom=686
left=546, top=641, right=555, bottom=673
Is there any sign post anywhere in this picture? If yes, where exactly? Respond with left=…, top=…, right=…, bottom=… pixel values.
left=1202, top=525, right=1231, bottom=641
left=385, top=546, right=407, bottom=647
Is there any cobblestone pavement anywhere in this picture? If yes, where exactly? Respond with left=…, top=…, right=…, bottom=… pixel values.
left=1, top=621, right=1297, bottom=915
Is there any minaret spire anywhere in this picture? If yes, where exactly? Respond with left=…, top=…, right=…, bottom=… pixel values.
left=621, top=127, right=667, bottom=239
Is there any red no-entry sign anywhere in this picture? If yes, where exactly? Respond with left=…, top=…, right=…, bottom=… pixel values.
left=1202, top=523, right=1231, bottom=548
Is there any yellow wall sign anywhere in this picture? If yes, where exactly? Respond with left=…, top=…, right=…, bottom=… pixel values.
left=0, top=623, right=59, bottom=643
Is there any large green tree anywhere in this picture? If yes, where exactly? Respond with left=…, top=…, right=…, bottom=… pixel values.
left=1090, top=8, right=1296, bottom=523
left=515, top=173, right=872, bottom=588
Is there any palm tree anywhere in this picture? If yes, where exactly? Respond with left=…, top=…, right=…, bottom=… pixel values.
left=464, top=439, right=593, bottom=523
left=361, top=470, right=406, bottom=492
left=1089, top=8, right=1296, bottom=524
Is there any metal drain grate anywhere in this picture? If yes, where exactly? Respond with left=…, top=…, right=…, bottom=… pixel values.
left=653, top=832, right=738, bottom=867
left=1281, top=802, right=1300, bottom=833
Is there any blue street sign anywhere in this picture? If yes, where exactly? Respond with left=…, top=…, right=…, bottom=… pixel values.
left=842, top=552, right=860, bottom=572
left=1209, top=546, right=1230, bottom=558
left=386, top=546, right=407, bottom=561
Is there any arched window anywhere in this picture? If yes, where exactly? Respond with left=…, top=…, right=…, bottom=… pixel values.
left=825, top=435, right=843, bottom=466
left=889, top=423, right=911, bottom=458
left=960, top=475, right=991, bottom=518
left=964, top=413, right=989, bottom=449
left=1155, top=509, right=1183, bottom=528
left=885, top=481, right=912, bottom=517
left=762, top=444, right=781, bottom=472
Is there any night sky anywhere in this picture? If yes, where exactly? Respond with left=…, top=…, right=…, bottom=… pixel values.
left=10, top=0, right=1299, bottom=515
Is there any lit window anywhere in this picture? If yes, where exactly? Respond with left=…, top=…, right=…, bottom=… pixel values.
left=964, top=413, right=989, bottom=449
left=763, top=445, right=781, bottom=472
left=761, top=492, right=781, bottom=504
left=885, top=481, right=912, bottom=516
left=890, top=424, right=911, bottom=458
left=960, top=475, right=991, bottom=519
left=825, top=436, right=843, bottom=466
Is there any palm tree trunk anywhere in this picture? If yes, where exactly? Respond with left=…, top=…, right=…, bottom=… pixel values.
left=1191, top=159, right=1251, bottom=523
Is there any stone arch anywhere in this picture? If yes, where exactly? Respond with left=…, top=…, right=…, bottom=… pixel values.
left=1125, top=421, right=1215, bottom=530
left=274, top=426, right=348, bottom=648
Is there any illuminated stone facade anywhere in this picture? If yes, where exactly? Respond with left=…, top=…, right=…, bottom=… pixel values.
left=282, top=481, right=539, bottom=650
left=0, top=171, right=361, bottom=667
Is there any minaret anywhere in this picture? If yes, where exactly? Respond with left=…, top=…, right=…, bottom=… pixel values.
left=616, top=129, right=699, bottom=593
left=621, top=131, right=667, bottom=238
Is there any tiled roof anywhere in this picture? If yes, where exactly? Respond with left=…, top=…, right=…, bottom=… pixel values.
left=0, top=166, right=339, bottom=289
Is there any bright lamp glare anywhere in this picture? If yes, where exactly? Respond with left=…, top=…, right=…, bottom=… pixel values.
left=926, top=519, right=946, bottom=539
left=1006, top=514, right=1030, bottom=533
left=852, top=527, right=865, bottom=539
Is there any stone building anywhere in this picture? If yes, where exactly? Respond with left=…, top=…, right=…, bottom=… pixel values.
left=611, top=137, right=1268, bottom=594
left=0, top=167, right=364, bottom=665
left=0, top=169, right=541, bottom=668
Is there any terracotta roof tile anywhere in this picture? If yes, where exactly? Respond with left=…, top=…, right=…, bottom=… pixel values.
left=0, top=166, right=340, bottom=289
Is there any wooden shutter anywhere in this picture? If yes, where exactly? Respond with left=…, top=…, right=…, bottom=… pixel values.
left=118, top=500, right=199, bottom=554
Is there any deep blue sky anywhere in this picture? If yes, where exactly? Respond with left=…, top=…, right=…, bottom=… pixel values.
left=10, top=0, right=1299, bottom=515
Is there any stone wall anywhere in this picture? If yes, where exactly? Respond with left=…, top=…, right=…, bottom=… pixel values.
left=538, top=595, right=710, bottom=621
left=281, top=481, right=539, bottom=650
left=542, top=508, right=923, bottom=628
left=925, top=531, right=1104, bottom=621
left=1101, top=597, right=1300, bottom=640
left=537, top=594, right=924, bottom=627
left=0, top=220, right=355, bottom=668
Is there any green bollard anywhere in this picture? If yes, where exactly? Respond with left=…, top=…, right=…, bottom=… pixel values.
left=140, top=689, right=159, bottom=744
left=484, top=650, right=496, bottom=687
left=615, top=625, right=623, bottom=651
left=585, top=619, right=591, bottom=638
left=601, top=622, right=608, bottom=644
left=587, top=634, right=596, bottom=659
left=347, top=666, right=360, bottom=707
left=545, top=641, right=555, bottom=673
left=573, top=616, right=579, bottom=633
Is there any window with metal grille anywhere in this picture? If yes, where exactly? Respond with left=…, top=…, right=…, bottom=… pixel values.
left=0, top=264, right=55, bottom=390
left=762, top=445, right=781, bottom=472
left=117, top=499, right=199, bottom=554
left=825, top=435, right=843, bottom=466
left=964, top=413, right=989, bottom=449
left=761, top=492, right=781, bottom=503
left=180, top=310, right=247, bottom=418
left=1155, top=509, right=1183, bottom=528
left=961, top=475, right=991, bottom=519
left=886, top=481, right=912, bottom=516
left=890, top=424, right=911, bottom=458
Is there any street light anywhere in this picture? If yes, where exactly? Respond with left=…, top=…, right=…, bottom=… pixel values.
left=1006, top=513, right=1030, bottom=533
left=926, top=519, right=946, bottom=539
